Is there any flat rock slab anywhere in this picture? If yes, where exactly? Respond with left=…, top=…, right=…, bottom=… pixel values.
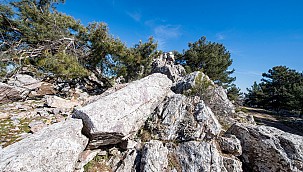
left=73, top=73, right=172, bottom=149
left=0, top=119, right=88, bottom=172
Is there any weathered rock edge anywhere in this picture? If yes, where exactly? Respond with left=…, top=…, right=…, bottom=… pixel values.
left=73, top=73, right=172, bottom=149
left=227, top=123, right=303, bottom=172
left=0, top=119, right=89, bottom=172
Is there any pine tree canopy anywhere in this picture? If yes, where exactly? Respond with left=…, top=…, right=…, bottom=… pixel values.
left=245, top=66, right=303, bottom=114
left=181, top=36, right=235, bottom=88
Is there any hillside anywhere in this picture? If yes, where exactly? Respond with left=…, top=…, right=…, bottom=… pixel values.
left=1, top=57, right=302, bottom=172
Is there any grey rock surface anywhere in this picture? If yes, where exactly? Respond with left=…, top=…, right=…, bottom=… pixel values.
left=147, top=94, right=221, bottom=141
left=172, top=71, right=211, bottom=94
left=75, top=149, right=101, bottom=172
left=219, top=135, right=242, bottom=156
left=114, top=149, right=139, bottom=172
left=140, top=140, right=169, bottom=172
left=7, top=74, right=41, bottom=90
left=172, top=71, right=235, bottom=116
left=222, top=156, right=243, bottom=172
left=227, top=123, right=303, bottom=172
left=0, top=119, right=88, bottom=172
left=169, top=141, right=242, bottom=172
left=0, top=82, right=29, bottom=103
left=73, top=73, right=172, bottom=149
left=206, top=85, right=235, bottom=116
left=45, top=95, right=80, bottom=109
left=151, top=58, right=186, bottom=82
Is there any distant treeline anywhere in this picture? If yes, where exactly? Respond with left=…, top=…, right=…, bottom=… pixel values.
left=245, top=66, right=303, bottom=115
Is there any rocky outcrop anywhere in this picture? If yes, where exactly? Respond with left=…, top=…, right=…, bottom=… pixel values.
left=138, top=140, right=242, bottom=172
left=172, top=71, right=211, bottom=94
left=73, top=73, right=172, bottom=149
left=151, top=57, right=186, bottom=82
left=227, top=123, right=303, bottom=172
left=0, top=119, right=88, bottom=172
left=140, top=140, right=169, bottom=172
left=173, top=71, right=235, bottom=117
left=138, top=93, right=243, bottom=172
left=206, top=85, right=235, bottom=116
left=147, top=94, right=221, bottom=141
left=170, top=141, right=242, bottom=172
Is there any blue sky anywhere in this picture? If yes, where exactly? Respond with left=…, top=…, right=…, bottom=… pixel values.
left=57, top=0, right=303, bottom=92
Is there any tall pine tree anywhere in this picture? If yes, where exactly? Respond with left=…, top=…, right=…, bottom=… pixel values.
left=182, top=36, right=235, bottom=88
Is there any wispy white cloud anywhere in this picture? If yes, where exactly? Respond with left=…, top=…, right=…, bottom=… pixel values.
left=127, top=11, right=141, bottom=22
left=154, top=37, right=166, bottom=50
left=235, top=70, right=261, bottom=76
left=216, top=33, right=225, bottom=40
left=153, top=24, right=182, bottom=50
left=144, top=19, right=182, bottom=50
left=154, top=25, right=181, bottom=39
left=229, top=48, right=245, bottom=57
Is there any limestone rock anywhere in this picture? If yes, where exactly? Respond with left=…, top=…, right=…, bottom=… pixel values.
left=0, top=82, right=29, bottom=103
left=75, top=149, right=101, bottom=172
left=172, top=71, right=211, bottom=94
left=147, top=94, right=221, bottom=141
left=29, top=82, right=57, bottom=97
left=222, top=156, right=243, bottom=172
left=151, top=58, right=186, bottom=82
left=7, top=74, right=41, bottom=90
left=227, top=123, right=303, bottom=172
left=219, top=135, right=242, bottom=156
left=73, top=73, right=172, bottom=149
left=111, top=149, right=139, bottom=172
left=206, top=85, right=235, bottom=116
left=140, top=140, right=169, bottom=172
left=169, top=141, right=242, bottom=172
left=172, top=71, right=235, bottom=123
left=0, top=119, right=89, bottom=172
left=45, top=95, right=80, bottom=109
left=28, top=120, right=47, bottom=133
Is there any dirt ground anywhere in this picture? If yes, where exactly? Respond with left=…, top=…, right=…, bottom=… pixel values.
left=243, top=107, right=303, bottom=136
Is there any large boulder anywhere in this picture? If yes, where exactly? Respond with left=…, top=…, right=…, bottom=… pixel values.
left=0, top=119, right=89, bottom=172
left=0, top=82, right=29, bottom=103
left=227, top=123, right=303, bottom=172
left=147, top=94, right=221, bottom=141
left=73, top=73, right=172, bottom=149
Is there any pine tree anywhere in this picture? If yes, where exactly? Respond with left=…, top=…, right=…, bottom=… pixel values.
left=182, top=36, right=235, bottom=87
left=245, top=81, right=264, bottom=107
left=116, top=37, right=158, bottom=82
left=245, top=66, right=303, bottom=114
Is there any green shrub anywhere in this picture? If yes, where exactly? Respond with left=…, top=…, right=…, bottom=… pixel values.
left=185, top=72, right=213, bottom=99
left=37, top=52, right=89, bottom=79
